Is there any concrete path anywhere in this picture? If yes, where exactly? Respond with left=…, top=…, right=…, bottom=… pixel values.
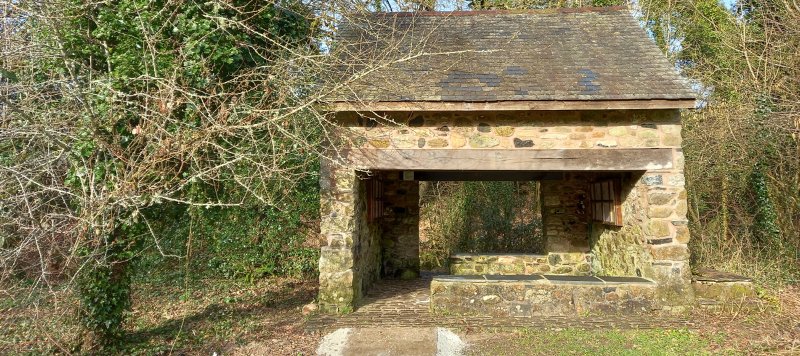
left=316, top=327, right=466, bottom=356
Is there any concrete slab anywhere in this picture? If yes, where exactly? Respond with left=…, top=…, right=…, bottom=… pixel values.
left=484, top=274, right=545, bottom=282
left=543, top=275, right=605, bottom=284
left=597, top=276, right=656, bottom=284
left=316, top=327, right=466, bottom=356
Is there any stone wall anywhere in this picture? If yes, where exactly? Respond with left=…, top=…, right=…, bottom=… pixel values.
left=333, top=110, right=682, bottom=150
left=588, top=151, right=694, bottom=307
left=450, top=253, right=591, bottom=276
left=430, top=275, right=658, bottom=317
left=541, top=174, right=591, bottom=255
left=318, top=160, right=382, bottom=312
left=376, top=171, right=421, bottom=279
left=320, top=107, right=695, bottom=312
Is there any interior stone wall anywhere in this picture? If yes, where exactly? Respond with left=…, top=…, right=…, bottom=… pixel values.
left=589, top=173, right=649, bottom=277
left=376, top=171, right=421, bottom=279
left=449, top=253, right=590, bottom=276
left=541, top=174, right=591, bottom=254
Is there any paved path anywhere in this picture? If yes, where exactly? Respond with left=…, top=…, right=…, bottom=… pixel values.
left=316, top=327, right=466, bottom=356
left=307, top=273, right=698, bottom=332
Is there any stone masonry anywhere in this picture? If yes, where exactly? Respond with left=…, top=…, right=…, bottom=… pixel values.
left=430, top=275, right=658, bottom=317
left=589, top=151, right=694, bottom=307
left=450, top=253, right=591, bottom=276
left=319, top=109, right=695, bottom=311
left=334, top=110, right=683, bottom=151
left=318, top=160, right=382, bottom=312
left=375, top=171, right=421, bottom=280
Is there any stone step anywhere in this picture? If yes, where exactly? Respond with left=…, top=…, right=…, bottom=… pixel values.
left=431, top=275, right=658, bottom=317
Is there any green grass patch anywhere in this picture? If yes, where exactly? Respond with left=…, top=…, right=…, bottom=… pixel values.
left=470, top=328, right=738, bottom=356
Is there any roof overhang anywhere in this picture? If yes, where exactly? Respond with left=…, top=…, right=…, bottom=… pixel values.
left=324, top=100, right=696, bottom=112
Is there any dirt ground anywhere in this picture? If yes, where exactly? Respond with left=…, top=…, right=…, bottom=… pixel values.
left=1, top=279, right=799, bottom=355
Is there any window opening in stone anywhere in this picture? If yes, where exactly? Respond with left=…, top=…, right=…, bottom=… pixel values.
left=367, top=177, right=384, bottom=221
left=418, top=180, right=544, bottom=272
left=589, top=179, right=622, bottom=226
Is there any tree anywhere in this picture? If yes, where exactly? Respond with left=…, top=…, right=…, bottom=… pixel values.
left=0, top=0, right=333, bottom=348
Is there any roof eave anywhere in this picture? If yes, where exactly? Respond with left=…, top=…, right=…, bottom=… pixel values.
left=323, top=99, right=697, bottom=112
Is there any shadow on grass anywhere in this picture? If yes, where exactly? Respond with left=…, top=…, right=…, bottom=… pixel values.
left=121, top=279, right=317, bottom=352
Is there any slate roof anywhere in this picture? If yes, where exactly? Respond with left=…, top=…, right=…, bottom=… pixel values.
left=326, top=7, right=696, bottom=103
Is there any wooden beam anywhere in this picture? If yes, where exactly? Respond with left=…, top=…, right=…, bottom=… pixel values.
left=413, top=171, right=564, bottom=181
left=340, top=148, right=674, bottom=171
left=324, top=100, right=696, bottom=112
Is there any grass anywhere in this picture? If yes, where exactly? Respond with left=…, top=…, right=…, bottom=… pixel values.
left=0, top=273, right=321, bottom=355
left=468, top=329, right=720, bottom=356
left=2, top=277, right=799, bottom=355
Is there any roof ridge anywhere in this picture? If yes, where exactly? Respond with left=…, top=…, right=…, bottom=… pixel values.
left=372, top=6, right=629, bottom=17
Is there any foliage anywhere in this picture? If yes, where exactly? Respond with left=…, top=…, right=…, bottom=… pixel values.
left=0, top=0, right=337, bottom=348
left=651, top=0, right=800, bottom=284
left=137, top=165, right=321, bottom=283
left=420, top=181, right=543, bottom=269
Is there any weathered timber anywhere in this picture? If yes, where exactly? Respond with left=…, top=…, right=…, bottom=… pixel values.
left=340, top=148, right=674, bottom=171
left=325, top=100, right=696, bottom=112
left=413, top=171, right=563, bottom=181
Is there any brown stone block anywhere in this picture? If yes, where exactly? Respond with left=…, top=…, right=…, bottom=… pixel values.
left=450, top=132, right=466, bottom=148
left=495, top=126, right=515, bottom=136
left=662, top=135, right=682, bottom=146
left=676, top=200, right=688, bottom=216
left=675, top=226, right=690, bottom=244
left=647, top=206, right=673, bottom=218
left=651, top=245, right=689, bottom=261
left=392, top=136, right=416, bottom=148
left=609, top=127, right=628, bottom=136
left=620, top=137, right=645, bottom=147
left=369, top=139, right=389, bottom=148
left=469, top=134, right=500, bottom=148
left=648, top=192, right=672, bottom=205
left=428, top=138, right=449, bottom=148
left=644, top=220, right=670, bottom=237
left=638, top=130, right=659, bottom=138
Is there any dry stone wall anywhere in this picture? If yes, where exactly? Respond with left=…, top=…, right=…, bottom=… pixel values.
left=588, top=151, right=694, bottom=307
left=449, top=253, right=591, bottom=276
left=430, top=276, right=658, bottom=317
left=333, top=110, right=682, bottom=150
left=318, top=160, right=382, bottom=312
left=319, top=108, right=695, bottom=312
left=541, top=174, right=591, bottom=255
left=375, top=172, right=421, bottom=279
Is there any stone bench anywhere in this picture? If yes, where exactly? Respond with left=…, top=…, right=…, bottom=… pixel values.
left=692, top=268, right=758, bottom=309
left=431, top=274, right=658, bottom=317
left=449, top=252, right=592, bottom=276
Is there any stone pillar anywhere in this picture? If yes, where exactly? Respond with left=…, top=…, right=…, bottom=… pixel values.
left=318, top=159, right=360, bottom=313
left=378, top=171, right=420, bottom=279
left=640, top=147, right=695, bottom=308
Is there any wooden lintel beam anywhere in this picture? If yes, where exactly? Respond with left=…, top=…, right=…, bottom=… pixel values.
left=340, top=148, right=675, bottom=171
left=324, top=100, right=696, bottom=112
left=413, top=171, right=564, bottom=181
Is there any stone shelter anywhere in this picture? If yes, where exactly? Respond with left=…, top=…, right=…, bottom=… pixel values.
left=318, top=6, right=701, bottom=316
